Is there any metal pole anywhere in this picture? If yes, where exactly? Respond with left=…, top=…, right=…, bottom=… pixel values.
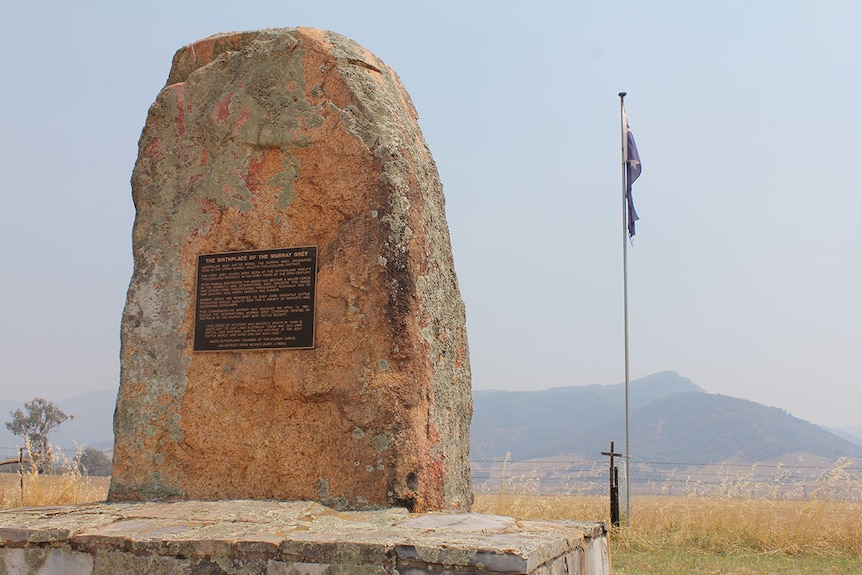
left=618, top=92, right=632, bottom=526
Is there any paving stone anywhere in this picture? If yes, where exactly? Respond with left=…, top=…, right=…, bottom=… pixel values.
left=0, top=502, right=608, bottom=574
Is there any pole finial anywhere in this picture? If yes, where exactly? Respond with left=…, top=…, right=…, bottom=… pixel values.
left=619, top=91, right=627, bottom=100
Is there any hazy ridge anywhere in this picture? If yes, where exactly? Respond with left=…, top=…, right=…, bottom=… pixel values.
left=471, top=371, right=862, bottom=463
left=1, top=372, right=860, bottom=465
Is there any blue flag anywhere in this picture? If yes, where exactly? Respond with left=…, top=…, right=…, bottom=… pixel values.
left=624, top=112, right=642, bottom=237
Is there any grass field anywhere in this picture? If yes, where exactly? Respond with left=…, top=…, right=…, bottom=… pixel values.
left=0, top=470, right=110, bottom=508
left=474, top=493, right=862, bottom=574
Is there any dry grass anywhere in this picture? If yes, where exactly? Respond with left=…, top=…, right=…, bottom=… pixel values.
left=474, top=460, right=862, bottom=575
left=473, top=458, right=862, bottom=559
left=475, top=492, right=862, bottom=573
left=616, top=496, right=862, bottom=556
left=0, top=446, right=110, bottom=508
left=476, top=492, right=862, bottom=556
left=0, top=473, right=110, bottom=508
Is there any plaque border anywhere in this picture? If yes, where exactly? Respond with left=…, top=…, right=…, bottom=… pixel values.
left=192, top=246, right=318, bottom=352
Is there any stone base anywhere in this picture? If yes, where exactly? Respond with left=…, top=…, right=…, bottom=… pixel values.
left=0, top=501, right=609, bottom=575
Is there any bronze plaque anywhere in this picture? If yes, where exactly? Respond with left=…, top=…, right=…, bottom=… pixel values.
left=193, top=247, right=317, bottom=351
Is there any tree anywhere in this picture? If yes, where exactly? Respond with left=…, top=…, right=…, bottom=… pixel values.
left=5, top=398, right=71, bottom=473
left=78, top=447, right=112, bottom=476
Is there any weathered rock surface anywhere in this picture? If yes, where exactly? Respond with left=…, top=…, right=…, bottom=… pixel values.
left=0, top=502, right=610, bottom=575
left=109, top=28, right=472, bottom=511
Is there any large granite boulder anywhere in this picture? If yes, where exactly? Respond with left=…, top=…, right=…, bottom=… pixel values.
left=108, top=28, right=472, bottom=512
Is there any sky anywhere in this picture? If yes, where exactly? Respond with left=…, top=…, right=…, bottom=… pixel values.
left=1, top=1, right=860, bottom=430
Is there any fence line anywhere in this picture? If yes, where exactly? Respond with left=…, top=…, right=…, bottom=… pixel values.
left=0, top=445, right=109, bottom=458
left=471, top=456, right=862, bottom=500
left=471, top=457, right=862, bottom=472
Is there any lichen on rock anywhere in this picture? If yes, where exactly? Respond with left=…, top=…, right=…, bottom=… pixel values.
left=109, top=27, right=472, bottom=512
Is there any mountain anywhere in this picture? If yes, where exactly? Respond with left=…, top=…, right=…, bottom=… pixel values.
left=828, top=426, right=862, bottom=447
left=630, top=392, right=861, bottom=462
left=471, top=371, right=703, bottom=460
left=564, top=371, right=705, bottom=410
left=471, top=371, right=862, bottom=463
left=2, top=372, right=859, bottom=466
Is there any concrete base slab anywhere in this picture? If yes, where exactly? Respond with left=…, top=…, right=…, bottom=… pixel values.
left=0, top=501, right=608, bottom=575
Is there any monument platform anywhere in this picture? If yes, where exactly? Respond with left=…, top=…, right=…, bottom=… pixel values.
left=0, top=500, right=608, bottom=575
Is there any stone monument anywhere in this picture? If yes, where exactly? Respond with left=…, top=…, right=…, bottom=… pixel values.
left=108, top=28, right=473, bottom=512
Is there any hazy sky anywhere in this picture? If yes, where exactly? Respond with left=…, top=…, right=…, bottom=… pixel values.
left=1, top=1, right=859, bottom=429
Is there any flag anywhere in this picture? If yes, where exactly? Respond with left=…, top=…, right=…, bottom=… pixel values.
left=624, top=110, right=642, bottom=237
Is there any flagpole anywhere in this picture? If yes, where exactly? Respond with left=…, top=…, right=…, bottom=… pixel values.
left=618, top=91, right=632, bottom=526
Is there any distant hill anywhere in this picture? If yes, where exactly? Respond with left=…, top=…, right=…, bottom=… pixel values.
left=2, top=372, right=859, bottom=466
left=562, top=371, right=706, bottom=410
left=0, top=390, right=116, bottom=457
left=471, top=371, right=862, bottom=463
left=630, top=392, right=861, bottom=462
left=828, top=426, right=862, bottom=447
